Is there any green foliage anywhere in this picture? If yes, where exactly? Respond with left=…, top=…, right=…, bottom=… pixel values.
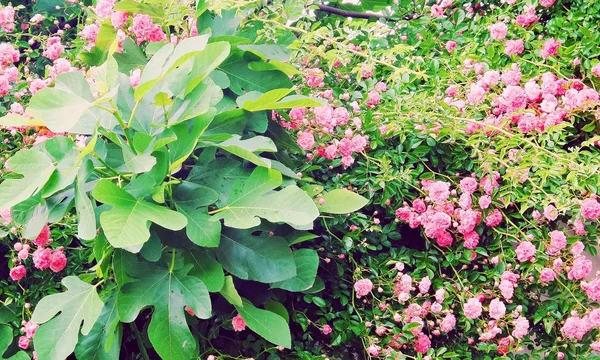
left=0, top=4, right=370, bottom=359
left=117, top=261, right=211, bottom=360
left=31, top=277, right=104, bottom=360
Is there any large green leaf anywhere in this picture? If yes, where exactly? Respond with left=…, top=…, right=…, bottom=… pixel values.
left=75, top=161, right=97, bottom=240
left=218, top=53, right=292, bottom=95
left=197, top=9, right=242, bottom=37
left=0, top=302, right=18, bottom=324
left=177, top=206, right=221, bottom=247
left=0, top=324, right=29, bottom=360
left=240, top=89, right=325, bottom=112
left=186, top=158, right=245, bottom=207
left=113, top=38, right=147, bottom=73
left=220, top=276, right=242, bottom=307
left=212, top=167, right=319, bottom=229
left=0, top=150, right=55, bottom=211
left=199, top=135, right=276, bottom=168
left=92, top=180, right=187, bottom=251
left=117, top=262, right=211, bottom=360
left=40, top=136, right=81, bottom=197
left=271, top=249, right=319, bottom=292
left=169, top=112, right=215, bottom=173
left=27, top=73, right=97, bottom=133
left=74, top=294, right=121, bottom=360
left=217, top=229, right=296, bottom=283
left=316, top=189, right=369, bottom=214
left=185, top=251, right=224, bottom=292
left=238, top=44, right=291, bottom=62
left=135, top=36, right=213, bottom=101
left=113, top=0, right=163, bottom=20
left=235, top=299, right=291, bottom=348
left=31, top=276, right=104, bottom=360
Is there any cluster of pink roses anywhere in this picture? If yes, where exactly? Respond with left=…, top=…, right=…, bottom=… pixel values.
left=0, top=5, right=15, bottom=33
left=395, top=175, right=502, bottom=249
left=8, top=222, right=67, bottom=283
left=280, top=66, right=386, bottom=169
left=16, top=320, right=38, bottom=351
left=446, top=60, right=600, bottom=135
left=0, top=42, right=20, bottom=96
left=355, top=267, right=455, bottom=357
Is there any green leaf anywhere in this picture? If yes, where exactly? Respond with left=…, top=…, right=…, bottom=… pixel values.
left=0, top=150, right=55, bottom=211
left=169, top=112, right=215, bottom=173
left=185, top=251, right=224, bottom=292
left=200, top=134, right=277, bottom=167
left=41, top=136, right=81, bottom=197
left=317, top=189, right=368, bottom=214
left=0, top=302, right=18, bottom=324
left=238, top=44, right=291, bottom=62
left=31, top=277, right=104, bottom=360
left=217, top=229, right=296, bottom=283
left=218, top=53, right=292, bottom=95
left=212, top=167, right=319, bottom=229
left=271, top=249, right=319, bottom=291
left=220, top=275, right=242, bottom=307
left=235, top=299, right=291, bottom=348
left=117, top=262, right=211, bottom=360
left=0, top=113, right=44, bottom=127
left=0, top=324, right=29, bottom=360
left=167, top=81, right=221, bottom=126
left=92, top=180, right=187, bottom=251
left=178, top=206, right=221, bottom=247
left=113, top=0, right=163, bottom=19
left=113, top=38, right=147, bottom=73
left=265, top=300, right=289, bottom=323
left=240, top=89, right=325, bottom=112
left=135, top=36, right=213, bottom=101
left=74, top=294, right=121, bottom=360
left=75, top=161, right=97, bottom=240
left=27, top=76, right=96, bottom=133
left=174, top=182, right=221, bottom=247
left=197, top=9, right=242, bottom=37
left=21, top=202, right=48, bottom=240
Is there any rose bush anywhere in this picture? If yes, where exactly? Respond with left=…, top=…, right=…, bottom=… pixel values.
left=3, top=0, right=600, bottom=359
left=255, top=0, right=600, bottom=359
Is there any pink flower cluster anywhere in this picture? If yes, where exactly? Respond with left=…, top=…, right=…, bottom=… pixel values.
left=283, top=100, right=370, bottom=169
left=354, top=278, right=373, bottom=298
left=0, top=42, right=19, bottom=96
left=42, top=36, right=64, bottom=61
left=17, top=320, right=38, bottom=350
left=447, top=62, right=600, bottom=135
left=130, top=14, right=166, bottom=45
left=395, top=175, right=502, bottom=248
left=8, top=224, right=67, bottom=282
left=0, top=5, right=15, bottom=33
left=561, top=309, right=600, bottom=341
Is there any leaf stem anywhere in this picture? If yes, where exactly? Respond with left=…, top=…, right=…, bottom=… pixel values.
left=126, top=101, right=140, bottom=129
left=109, top=100, right=136, bottom=154
left=92, top=152, right=119, bottom=176
left=130, top=323, right=151, bottom=360
left=169, top=248, right=176, bottom=273
left=207, top=207, right=228, bottom=215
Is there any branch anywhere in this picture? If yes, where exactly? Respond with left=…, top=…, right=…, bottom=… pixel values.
left=314, top=3, right=421, bottom=21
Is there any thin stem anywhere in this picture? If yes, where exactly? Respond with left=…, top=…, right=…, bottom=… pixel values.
left=207, top=207, right=228, bottom=215
left=109, top=100, right=136, bottom=154
left=126, top=101, right=140, bottom=129
left=93, top=152, right=119, bottom=176
left=169, top=248, right=176, bottom=273
left=130, top=323, right=151, bottom=360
